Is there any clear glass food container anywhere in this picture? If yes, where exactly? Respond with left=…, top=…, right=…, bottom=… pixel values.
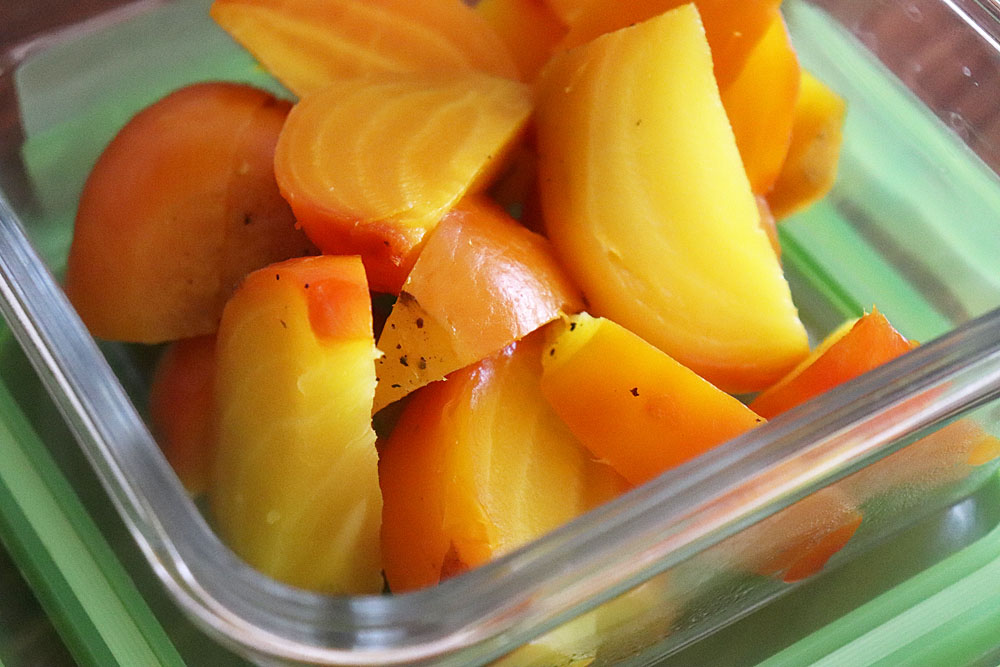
left=1, top=0, right=1000, bottom=664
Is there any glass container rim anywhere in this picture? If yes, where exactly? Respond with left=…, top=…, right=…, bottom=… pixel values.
left=2, top=0, right=1000, bottom=663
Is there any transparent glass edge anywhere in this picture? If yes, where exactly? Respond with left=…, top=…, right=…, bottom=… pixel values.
left=948, top=0, right=1000, bottom=51
left=4, top=186, right=1000, bottom=665
left=448, top=317, right=1000, bottom=663
left=3, top=0, right=1000, bottom=664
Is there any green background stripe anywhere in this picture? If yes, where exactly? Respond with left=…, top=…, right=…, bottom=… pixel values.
left=0, top=377, right=182, bottom=666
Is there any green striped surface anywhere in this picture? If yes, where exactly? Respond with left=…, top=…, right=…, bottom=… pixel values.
left=780, top=0, right=1000, bottom=343
left=3, top=0, right=1000, bottom=664
left=762, top=510, right=1000, bottom=666
left=0, top=375, right=183, bottom=666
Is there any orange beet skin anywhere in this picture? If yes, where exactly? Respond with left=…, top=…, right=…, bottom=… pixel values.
left=211, top=0, right=520, bottom=97
left=750, top=310, right=916, bottom=419
left=729, top=486, right=863, bottom=583
left=373, top=196, right=583, bottom=411
left=65, top=82, right=313, bottom=343
left=541, top=314, right=765, bottom=486
left=259, top=257, right=374, bottom=341
left=720, top=11, right=800, bottom=194
left=767, top=70, right=847, bottom=219
left=558, top=0, right=782, bottom=89
left=476, top=0, right=567, bottom=80
left=149, top=335, right=217, bottom=496
left=380, top=332, right=628, bottom=592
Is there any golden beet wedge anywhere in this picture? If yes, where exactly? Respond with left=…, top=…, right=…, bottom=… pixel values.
left=373, top=196, right=582, bottom=412
left=274, top=72, right=533, bottom=294
left=149, top=335, right=217, bottom=497
left=64, top=82, right=313, bottom=343
left=557, top=0, right=782, bottom=89
left=744, top=309, right=1000, bottom=502
left=720, top=10, right=801, bottom=194
left=476, top=0, right=567, bottom=81
left=211, top=0, right=520, bottom=97
left=380, top=331, right=628, bottom=593
left=535, top=4, right=809, bottom=394
left=211, top=255, right=383, bottom=594
left=767, top=70, right=847, bottom=219
left=750, top=310, right=915, bottom=419
left=756, top=195, right=782, bottom=257
left=540, top=0, right=587, bottom=25
left=726, top=485, right=862, bottom=583
left=540, top=314, right=765, bottom=486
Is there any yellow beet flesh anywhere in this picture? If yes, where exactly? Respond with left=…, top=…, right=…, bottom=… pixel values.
left=211, top=0, right=520, bottom=97
left=767, top=69, right=847, bottom=219
left=557, top=0, right=782, bottom=90
left=535, top=4, right=808, bottom=393
left=541, top=314, right=764, bottom=486
left=275, top=72, right=533, bottom=293
left=373, top=196, right=582, bottom=412
left=380, top=330, right=628, bottom=593
left=211, top=255, right=383, bottom=594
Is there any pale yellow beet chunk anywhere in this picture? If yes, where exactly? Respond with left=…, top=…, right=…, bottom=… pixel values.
left=535, top=4, right=808, bottom=393
left=211, top=255, right=383, bottom=594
